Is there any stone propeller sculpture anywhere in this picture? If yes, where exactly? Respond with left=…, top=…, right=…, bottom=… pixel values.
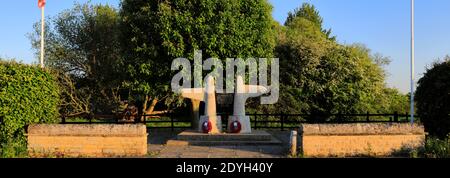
left=180, top=76, right=222, bottom=134
left=228, top=75, right=269, bottom=134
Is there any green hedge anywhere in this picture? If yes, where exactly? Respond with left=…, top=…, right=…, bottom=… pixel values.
left=0, top=60, right=60, bottom=157
left=415, top=60, right=450, bottom=139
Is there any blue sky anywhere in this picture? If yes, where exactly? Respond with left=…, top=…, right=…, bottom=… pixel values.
left=1, top=0, right=450, bottom=93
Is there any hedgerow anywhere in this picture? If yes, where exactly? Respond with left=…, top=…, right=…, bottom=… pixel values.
left=0, top=60, right=60, bottom=157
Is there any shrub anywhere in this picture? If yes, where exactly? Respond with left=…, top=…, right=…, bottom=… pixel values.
left=0, top=138, right=28, bottom=158
left=391, top=137, right=450, bottom=158
left=0, top=60, right=60, bottom=157
left=418, top=137, right=450, bottom=158
left=415, top=59, right=450, bottom=138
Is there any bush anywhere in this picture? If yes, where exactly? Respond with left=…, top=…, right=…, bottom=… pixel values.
left=391, top=137, right=450, bottom=158
left=411, top=137, right=450, bottom=158
left=0, top=60, right=60, bottom=157
left=0, top=138, right=28, bottom=158
left=415, top=59, right=450, bottom=138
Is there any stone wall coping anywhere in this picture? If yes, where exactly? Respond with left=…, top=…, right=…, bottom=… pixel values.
left=300, top=123, right=425, bottom=136
left=28, top=124, right=147, bottom=137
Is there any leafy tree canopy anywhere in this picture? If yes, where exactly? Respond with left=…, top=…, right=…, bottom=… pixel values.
left=120, top=0, right=276, bottom=115
left=29, top=3, right=123, bottom=115
left=285, top=3, right=335, bottom=41
left=251, top=3, right=407, bottom=122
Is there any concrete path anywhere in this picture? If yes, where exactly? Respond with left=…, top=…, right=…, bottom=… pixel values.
left=147, top=129, right=290, bottom=158
left=150, top=145, right=286, bottom=158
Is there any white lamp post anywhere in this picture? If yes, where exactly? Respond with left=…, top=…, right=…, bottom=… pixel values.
left=410, top=0, right=415, bottom=125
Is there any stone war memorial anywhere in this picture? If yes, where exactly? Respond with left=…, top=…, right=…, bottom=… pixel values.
left=4, top=0, right=445, bottom=161
left=167, top=75, right=282, bottom=146
left=180, top=75, right=269, bottom=134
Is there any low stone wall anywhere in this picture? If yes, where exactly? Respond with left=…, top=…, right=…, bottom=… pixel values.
left=299, top=123, right=425, bottom=157
left=27, top=124, right=147, bottom=157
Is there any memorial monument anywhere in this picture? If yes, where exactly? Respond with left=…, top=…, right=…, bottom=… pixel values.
left=169, top=73, right=281, bottom=146
left=180, top=75, right=268, bottom=134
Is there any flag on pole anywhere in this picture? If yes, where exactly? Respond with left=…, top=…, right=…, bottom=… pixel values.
left=38, top=0, right=46, bottom=68
left=38, top=0, right=46, bottom=8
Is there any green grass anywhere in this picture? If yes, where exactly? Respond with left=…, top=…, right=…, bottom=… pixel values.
left=64, top=116, right=192, bottom=128
left=63, top=115, right=415, bottom=130
left=145, top=122, right=191, bottom=128
left=64, top=117, right=116, bottom=123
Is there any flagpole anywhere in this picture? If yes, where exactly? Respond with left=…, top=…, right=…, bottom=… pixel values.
left=40, top=6, right=45, bottom=68
left=410, top=0, right=415, bottom=125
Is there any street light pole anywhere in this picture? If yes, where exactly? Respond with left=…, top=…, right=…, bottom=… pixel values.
left=410, top=0, right=415, bottom=125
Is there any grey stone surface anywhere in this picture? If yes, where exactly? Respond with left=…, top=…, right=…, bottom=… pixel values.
left=177, top=130, right=272, bottom=141
left=147, top=129, right=290, bottom=158
left=168, top=130, right=282, bottom=146
left=153, top=145, right=287, bottom=158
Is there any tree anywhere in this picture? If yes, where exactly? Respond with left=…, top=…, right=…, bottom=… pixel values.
left=382, top=88, right=409, bottom=114
left=252, top=3, right=405, bottom=122
left=120, top=0, right=276, bottom=121
left=29, top=3, right=123, bottom=115
left=285, top=3, right=323, bottom=27
left=415, top=57, right=450, bottom=138
left=285, top=3, right=335, bottom=41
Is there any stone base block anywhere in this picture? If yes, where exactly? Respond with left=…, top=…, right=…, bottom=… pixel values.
left=166, top=130, right=281, bottom=146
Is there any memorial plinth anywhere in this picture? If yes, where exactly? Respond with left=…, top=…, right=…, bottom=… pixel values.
left=166, top=130, right=282, bottom=146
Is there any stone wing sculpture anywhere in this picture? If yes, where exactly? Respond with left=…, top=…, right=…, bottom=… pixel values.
left=180, top=88, right=205, bottom=102
left=179, top=76, right=222, bottom=134
left=178, top=75, right=269, bottom=134
left=229, top=75, right=270, bottom=133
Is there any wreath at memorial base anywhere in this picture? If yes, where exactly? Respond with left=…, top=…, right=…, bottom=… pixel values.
left=202, top=120, right=212, bottom=133
left=229, top=121, right=242, bottom=133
